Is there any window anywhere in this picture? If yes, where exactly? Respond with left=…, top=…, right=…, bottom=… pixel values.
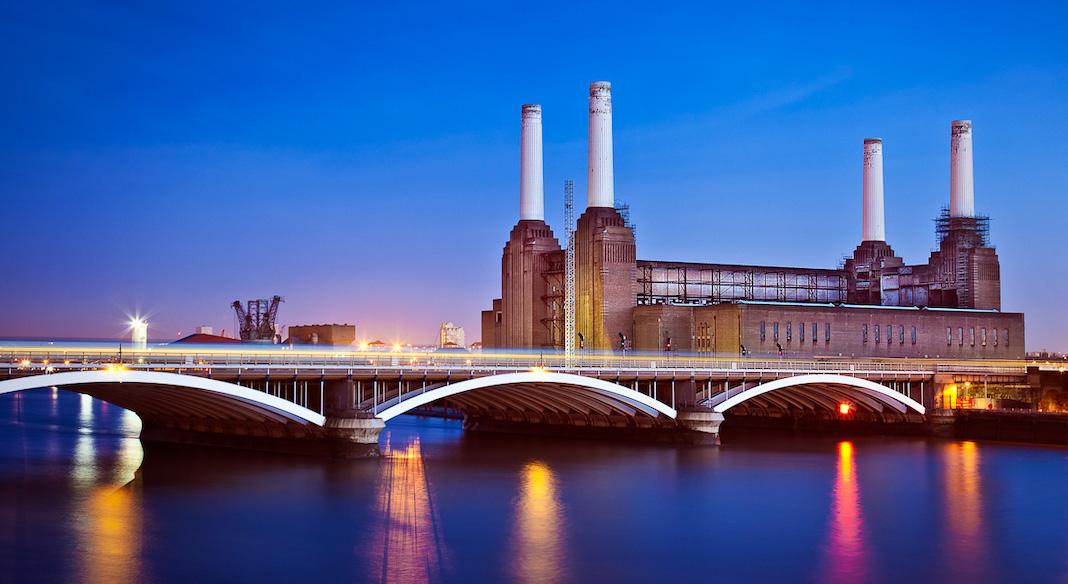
left=888, top=325, right=893, bottom=344
left=993, top=328, right=998, bottom=346
left=800, top=322, right=805, bottom=342
left=863, top=324, right=868, bottom=343
left=899, top=325, right=905, bottom=344
left=981, top=328, right=987, bottom=346
left=1005, top=329, right=1009, bottom=347
left=875, top=325, right=880, bottom=343
left=774, top=322, right=779, bottom=341
left=760, top=322, right=765, bottom=341
left=812, top=323, right=818, bottom=342
left=970, top=327, right=975, bottom=346
left=825, top=324, right=831, bottom=341
left=958, top=327, right=964, bottom=346
left=911, top=326, right=917, bottom=345
left=786, top=323, right=792, bottom=341
left=947, top=327, right=952, bottom=345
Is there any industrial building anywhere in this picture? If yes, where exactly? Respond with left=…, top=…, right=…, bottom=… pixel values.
left=482, top=83, right=1024, bottom=359
left=287, top=324, right=356, bottom=346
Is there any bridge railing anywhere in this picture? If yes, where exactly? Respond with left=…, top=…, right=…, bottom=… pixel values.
left=0, top=347, right=1027, bottom=377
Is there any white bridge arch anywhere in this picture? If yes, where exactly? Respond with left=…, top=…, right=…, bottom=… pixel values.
left=710, top=373, right=926, bottom=415
left=0, top=370, right=326, bottom=426
left=373, top=371, right=679, bottom=422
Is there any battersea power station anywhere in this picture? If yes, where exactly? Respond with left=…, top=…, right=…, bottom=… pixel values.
left=481, top=82, right=1025, bottom=360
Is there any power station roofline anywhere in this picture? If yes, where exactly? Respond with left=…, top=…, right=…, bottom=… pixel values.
left=736, top=300, right=840, bottom=308
left=637, top=258, right=846, bottom=275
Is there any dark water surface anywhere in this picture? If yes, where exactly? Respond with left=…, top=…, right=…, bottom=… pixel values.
left=3, top=388, right=1068, bottom=583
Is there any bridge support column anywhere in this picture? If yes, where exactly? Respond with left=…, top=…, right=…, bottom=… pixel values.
left=324, top=411, right=386, bottom=457
left=676, top=407, right=724, bottom=445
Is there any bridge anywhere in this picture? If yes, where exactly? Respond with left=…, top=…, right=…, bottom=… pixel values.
left=0, top=343, right=1033, bottom=456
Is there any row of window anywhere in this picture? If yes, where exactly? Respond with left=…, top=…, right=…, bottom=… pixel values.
left=862, top=324, right=917, bottom=345
left=760, top=322, right=830, bottom=342
left=758, top=321, right=1012, bottom=349
left=946, top=327, right=1008, bottom=347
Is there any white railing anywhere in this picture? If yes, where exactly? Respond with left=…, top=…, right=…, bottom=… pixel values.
left=0, top=345, right=1028, bottom=377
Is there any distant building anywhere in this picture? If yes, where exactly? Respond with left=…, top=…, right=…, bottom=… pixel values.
left=287, top=324, right=356, bottom=346
left=173, top=332, right=241, bottom=344
left=440, top=322, right=465, bottom=348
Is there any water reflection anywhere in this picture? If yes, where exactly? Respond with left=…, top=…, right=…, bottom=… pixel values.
left=512, top=461, right=567, bottom=584
left=366, top=435, right=447, bottom=584
left=79, top=482, right=143, bottom=584
left=820, top=441, right=869, bottom=584
left=69, top=395, right=145, bottom=584
left=942, top=441, right=989, bottom=583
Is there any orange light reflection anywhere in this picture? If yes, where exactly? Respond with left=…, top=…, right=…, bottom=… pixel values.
left=512, top=461, right=567, bottom=584
left=820, top=441, right=869, bottom=584
left=942, top=441, right=989, bottom=581
left=365, top=437, right=446, bottom=583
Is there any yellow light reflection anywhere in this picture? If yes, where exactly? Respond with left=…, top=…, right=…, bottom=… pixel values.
left=943, top=441, right=988, bottom=580
left=80, top=482, right=143, bottom=584
left=512, top=461, right=567, bottom=584
left=820, top=441, right=869, bottom=584
left=69, top=397, right=144, bottom=584
left=366, top=437, right=446, bottom=583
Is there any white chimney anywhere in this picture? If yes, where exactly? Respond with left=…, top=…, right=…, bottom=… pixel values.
left=588, top=81, right=614, bottom=209
left=862, top=138, right=885, bottom=242
left=519, top=104, right=544, bottom=221
left=950, top=120, right=975, bottom=218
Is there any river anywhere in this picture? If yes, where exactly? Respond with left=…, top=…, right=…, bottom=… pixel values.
left=2, top=387, right=1068, bottom=583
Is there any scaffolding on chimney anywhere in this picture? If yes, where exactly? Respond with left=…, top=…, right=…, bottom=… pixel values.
left=564, top=180, right=576, bottom=365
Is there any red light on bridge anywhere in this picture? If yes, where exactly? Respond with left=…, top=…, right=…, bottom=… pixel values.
left=839, top=403, right=851, bottom=415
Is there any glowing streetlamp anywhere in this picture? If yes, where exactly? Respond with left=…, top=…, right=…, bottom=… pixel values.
left=130, top=318, right=147, bottom=350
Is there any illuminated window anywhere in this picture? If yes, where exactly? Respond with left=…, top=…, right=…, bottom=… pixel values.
left=825, top=323, right=831, bottom=341
left=970, top=327, right=975, bottom=346
left=875, top=325, right=880, bottom=343
left=786, top=322, right=791, bottom=341
left=947, top=327, right=952, bottom=345
left=799, top=322, right=805, bottom=342
left=911, top=326, right=916, bottom=345
left=981, top=328, right=987, bottom=346
left=993, top=328, right=998, bottom=346
left=863, top=324, right=868, bottom=343
left=774, top=322, right=779, bottom=341
left=958, top=327, right=964, bottom=346
left=760, top=322, right=765, bottom=341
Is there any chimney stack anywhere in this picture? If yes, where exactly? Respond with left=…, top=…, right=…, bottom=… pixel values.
left=588, top=81, right=614, bottom=209
left=519, top=104, right=544, bottom=221
left=862, top=138, right=885, bottom=242
left=950, top=120, right=975, bottom=218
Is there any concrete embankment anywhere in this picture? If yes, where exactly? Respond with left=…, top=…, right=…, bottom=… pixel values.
left=724, top=409, right=1068, bottom=446
left=949, top=410, right=1068, bottom=445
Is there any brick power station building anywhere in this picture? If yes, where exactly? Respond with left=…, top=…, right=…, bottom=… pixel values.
left=482, top=83, right=1024, bottom=360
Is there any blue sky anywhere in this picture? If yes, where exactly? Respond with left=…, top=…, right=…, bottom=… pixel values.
left=2, top=1, right=1066, bottom=350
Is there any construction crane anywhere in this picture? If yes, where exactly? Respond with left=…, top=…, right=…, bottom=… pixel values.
left=232, top=296, right=284, bottom=342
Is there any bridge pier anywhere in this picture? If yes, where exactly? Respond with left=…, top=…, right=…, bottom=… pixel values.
left=676, top=408, right=725, bottom=445
left=323, top=411, right=386, bottom=457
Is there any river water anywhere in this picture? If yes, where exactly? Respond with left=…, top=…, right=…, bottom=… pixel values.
left=3, top=387, right=1068, bottom=583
